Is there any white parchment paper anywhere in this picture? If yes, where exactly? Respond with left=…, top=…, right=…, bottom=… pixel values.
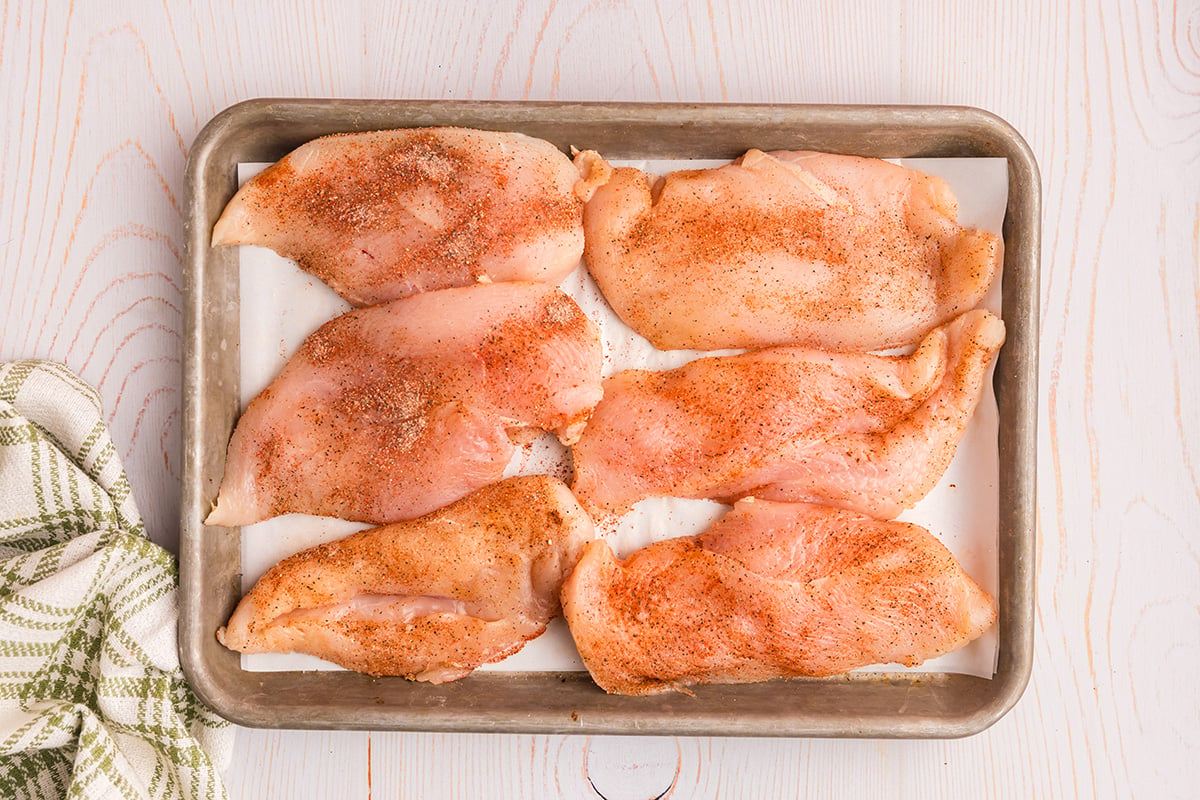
left=233, top=156, right=1008, bottom=678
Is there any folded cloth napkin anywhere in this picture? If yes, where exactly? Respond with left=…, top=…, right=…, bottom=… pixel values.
left=0, top=361, right=231, bottom=799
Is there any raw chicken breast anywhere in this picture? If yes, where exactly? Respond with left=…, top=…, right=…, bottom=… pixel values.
left=206, top=282, right=602, bottom=527
left=219, top=476, right=593, bottom=682
left=576, top=149, right=1001, bottom=351
left=560, top=498, right=995, bottom=695
left=213, top=128, right=586, bottom=306
left=572, top=309, right=1005, bottom=519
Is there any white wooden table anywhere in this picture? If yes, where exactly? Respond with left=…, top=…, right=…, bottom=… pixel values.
left=2, top=1, right=1197, bottom=797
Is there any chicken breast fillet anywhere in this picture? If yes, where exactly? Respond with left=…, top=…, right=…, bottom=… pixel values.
left=206, top=282, right=603, bottom=527
left=219, top=476, right=593, bottom=682
left=571, top=310, right=1005, bottom=519
left=577, top=149, right=1001, bottom=351
left=560, top=498, right=995, bottom=695
left=213, top=127, right=586, bottom=306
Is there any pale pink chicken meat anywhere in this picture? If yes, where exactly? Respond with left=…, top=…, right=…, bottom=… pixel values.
left=561, top=498, right=996, bottom=695
left=206, top=282, right=602, bottom=527
left=576, top=149, right=1001, bottom=351
left=219, top=476, right=593, bottom=682
left=213, top=127, right=586, bottom=306
left=571, top=309, right=1005, bottom=519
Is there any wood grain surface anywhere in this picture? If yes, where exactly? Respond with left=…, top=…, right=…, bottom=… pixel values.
left=2, top=1, right=1197, bottom=797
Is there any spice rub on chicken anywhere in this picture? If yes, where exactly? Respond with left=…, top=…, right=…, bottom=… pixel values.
left=206, top=282, right=603, bottom=527
left=571, top=310, right=1005, bottom=520
left=219, top=476, right=593, bottom=682
left=214, top=127, right=588, bottom=306
left=560, top=498, right=995, bottom=695
left=576, top=149, right=1001, bottom=352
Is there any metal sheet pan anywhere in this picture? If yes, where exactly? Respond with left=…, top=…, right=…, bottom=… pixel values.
left=180, top=100, right=1038, bottom=737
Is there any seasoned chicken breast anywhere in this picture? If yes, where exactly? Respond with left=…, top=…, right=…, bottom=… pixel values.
left=571, top=310, right=1005, bottom=519
left=219, top=476, right=593, bottom=682
left=214, top=128, right=586, bottom=306
left=206, top=282, right=602, bottom=527
left=577, top=149, right=1001, bottom=351
left=560, top=498, right=995, bottom=695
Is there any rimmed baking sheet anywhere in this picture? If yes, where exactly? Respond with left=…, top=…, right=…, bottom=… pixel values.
left=180, top=100, right=1038, bottom=737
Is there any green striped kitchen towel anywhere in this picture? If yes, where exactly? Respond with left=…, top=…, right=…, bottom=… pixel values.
left=0, top=360, right=231, bottom=799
